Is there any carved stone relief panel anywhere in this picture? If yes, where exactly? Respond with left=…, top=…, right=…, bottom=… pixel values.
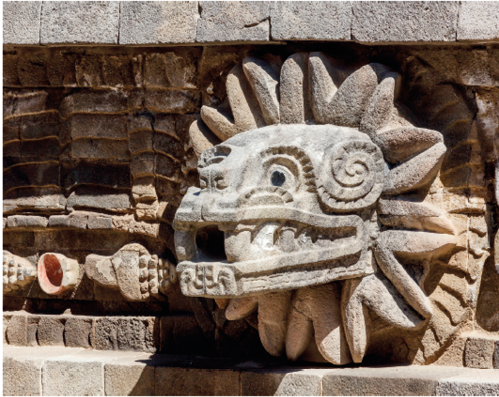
left=174, top=51, right=496, bottom=365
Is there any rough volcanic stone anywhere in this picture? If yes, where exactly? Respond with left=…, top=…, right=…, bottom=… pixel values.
left=465, top=337, right=495, bottom=369
left=117, top=317, right=159, bottom=353
left=42, top=359, right=104, bottom=396
left=37, top=317, right=65, bottom=347
left=65, top=317, right=93, bottom=348
left=6, top=313, right=28, bottom=346
left=120, top=1, right=198, bottom=44
left=105, top=362, right=155, bottom=396
left=197, top=1, right=270, bottom=43
left=458, top=2, right=499, bottom=41
left=3, top=1, right=42, bottom=45
left=270, top=1, right=351, bottom=41
left=94, top=318, right=119, bottom=350
left=352, top=1, right=459, bottom=43
left=495, top=341, right=499, bottom=369
left=40, top=1, right=120, bottom=44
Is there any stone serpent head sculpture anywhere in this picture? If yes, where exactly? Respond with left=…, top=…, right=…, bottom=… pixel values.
left=174, top=52, right=458, bottom=364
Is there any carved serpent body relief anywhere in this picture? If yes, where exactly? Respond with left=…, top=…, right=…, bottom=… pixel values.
left=174, top=52, right=460, bottom=364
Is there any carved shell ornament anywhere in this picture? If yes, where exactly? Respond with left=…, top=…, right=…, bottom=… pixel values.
left=173, top=52, right=459, bottom=364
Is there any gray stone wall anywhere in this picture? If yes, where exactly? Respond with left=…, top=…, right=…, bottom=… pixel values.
left=4, top=1, right=499, bottom=46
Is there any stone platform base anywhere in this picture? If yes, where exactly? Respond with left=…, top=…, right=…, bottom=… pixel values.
left=4, top=345, right=499, bottom=396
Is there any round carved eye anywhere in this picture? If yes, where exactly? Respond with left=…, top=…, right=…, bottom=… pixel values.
left=271, top=171, right=286, bottom=187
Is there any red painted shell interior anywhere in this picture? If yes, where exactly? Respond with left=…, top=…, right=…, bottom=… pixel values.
left=38, top=254, right=63, bottom=295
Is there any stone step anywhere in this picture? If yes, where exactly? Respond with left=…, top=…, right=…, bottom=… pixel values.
left=4, top=345, right=499, bottom=396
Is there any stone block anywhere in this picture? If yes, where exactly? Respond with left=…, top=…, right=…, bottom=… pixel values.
left=242, top=370, right=323, bottom=396
left=435, top=370, right=499, bottom=396
left=3, top=53, right=19, bottom=86
left=322, top=366, right=448, bottom=396
left=87, top=216, right=113, bottom=230
left=156, top=367, right=240, bottom=396
left=94, top=318, right=120, bottom=351
left=4, top=163, right=59, bottom=193
left=3, top=91, right=47, bottom=117
left=70, top=139, right=130, bottom=160
left=131, top=153, right=156, bottom=177
left=3, top=1, right=41, bottom=45
left=62, top=162, right=131, bottom=190
left=42, top=359, right=104, bottom=396
left=3, top=356, right=43, bottom=396
left=65, top=317, right=93, bottom=348
left=144, top=51, right=198, bottom=89
left=458, top=2, right=499, bottom=41
left=197, top=1, right=270, bottom=43
left=48, top=214, right=88, bottom=229
left=6, top=215, right=48, bottom=229
left=37, top=317, right=65, bottom=347
left=40, top=1, right=119, bottom=44
left=69, top=114, right=127, bottom=139
left=60, top=91, right=133, bottom=116
left=120, top=1, right=198, bottom=44
left=116, top=317, right=159, bottom=353
left=66, top=190, right=131, bottom=212
left=465, top=337, right=495, bottom=369
left=352, top=2, right=459, bottom=43
left=6, top=313, right=27, bottom=346
left=129, top=130, right=154, bottom=154
left=154, top=133, right=183, bottom=158
left=144, top=90, right=201, bottom=114
left=104, top=362, right=155, bottom=396
left=495, top=341, right=499, bottom=369
left=270, top=1, right=351, bottom=41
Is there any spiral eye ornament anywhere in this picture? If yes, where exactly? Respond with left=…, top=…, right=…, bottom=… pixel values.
left=317, top=139, right=385, bottom=212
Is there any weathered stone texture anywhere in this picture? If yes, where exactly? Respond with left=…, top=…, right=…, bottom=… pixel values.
left=42, top=359, right=104, bottom=396
left=40, top=1, right=120, bottom=44
left=197, top=1, right=270, bottom=43
left=120, top=1, right=198, bottom=44
left=3, top=356, right=43, bottom=396
left=156, top=367, right=240, bottom=396
left=270, top=1, right=351, bottom=41
left=3, top=1, right=41, bottom=45
left=105, top=362, right=155, bottom=396
left=458, top=1, right=499, bottom=41
left=352, top=1, right=459, bottom=43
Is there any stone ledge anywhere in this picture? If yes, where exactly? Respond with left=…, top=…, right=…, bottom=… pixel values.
left=4, top=345, right=499, bottom=396
left=3, top=1, right=499, bottom=46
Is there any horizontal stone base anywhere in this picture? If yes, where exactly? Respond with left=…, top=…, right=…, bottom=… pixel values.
left=4, top=345, right=499, bottom=396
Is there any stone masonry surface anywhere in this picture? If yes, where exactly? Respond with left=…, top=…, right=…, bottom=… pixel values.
left=4, top=345, right=499, bottom=396
left=3, top=1, right=499, bottom=45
